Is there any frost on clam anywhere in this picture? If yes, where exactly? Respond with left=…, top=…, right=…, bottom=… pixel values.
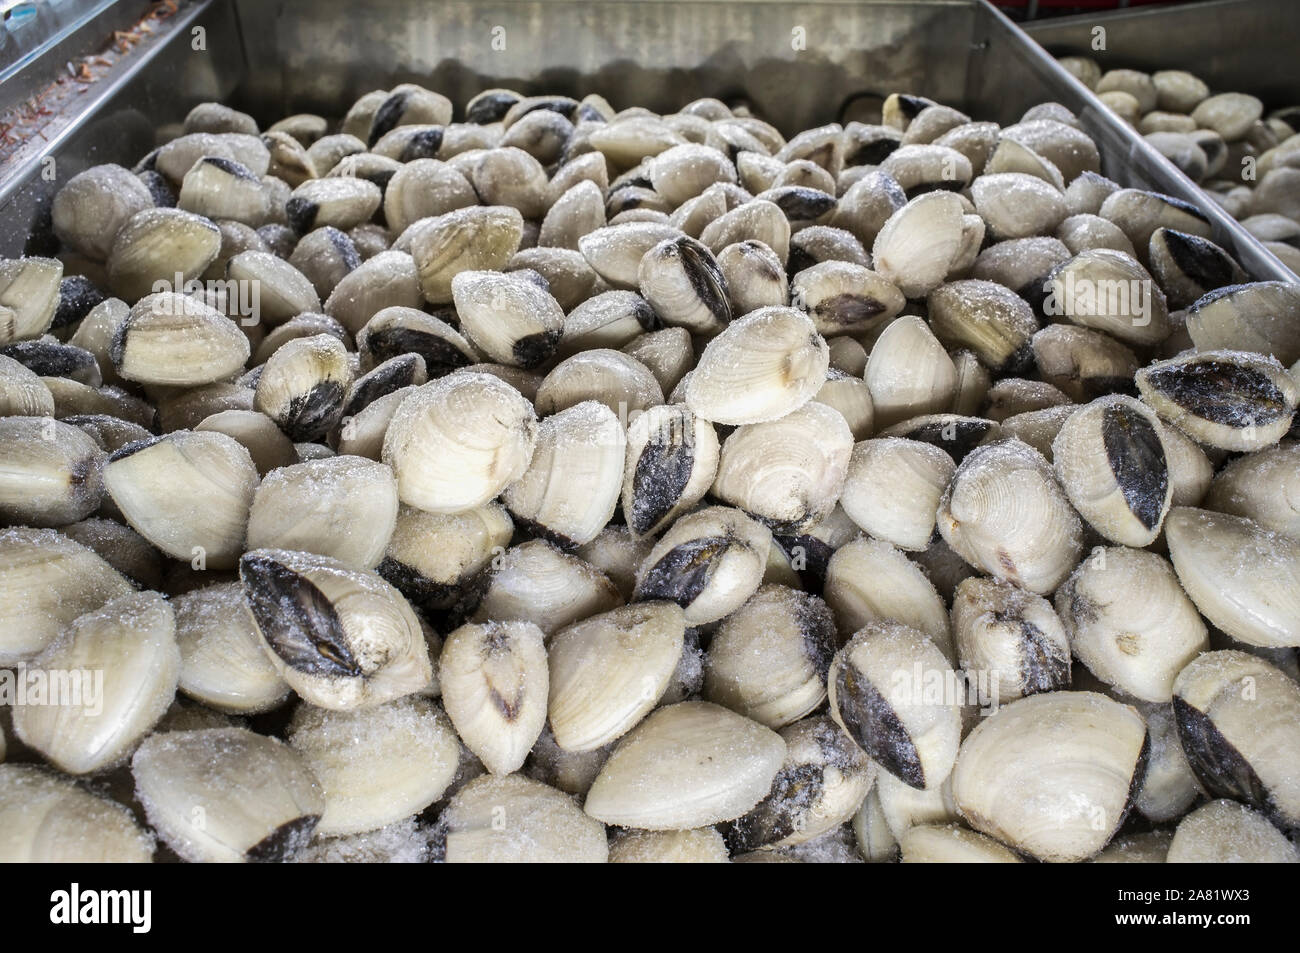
left=4, top=76, right=1297, bottom=865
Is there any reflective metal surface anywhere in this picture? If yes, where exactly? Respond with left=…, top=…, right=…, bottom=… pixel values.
left=0, top=0, right=241, bottom=256
left=1026, top=0, right=1299, bottom=281
left=1026, top=0, right=1299, bottom=109
left=0, top=0, right=1291, bottom=283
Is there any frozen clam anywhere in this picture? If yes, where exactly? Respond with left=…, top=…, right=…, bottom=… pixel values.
left=559, top=290, right=659, bottom=356
left=103, top=430, right=258, bottom=570
left=52, top=165, right=155, bottom=262
left=1164, top=508, right=1300, bottom=648
left=356, top=306, right=474, bottom=374
left=548, top=601, right=685, bottom=752
left=382, top=372, right=537, bottom=514
left=852, top=787, right=899, bottom=862
left=253, top=333, right=352, bottom=441
left=951, top=691, right=1147, bottom=862
left=0, top=527, right=134, bottom=664
left=502, top=401, right=625, bottom=548
left=288, top=697, right=460, bottom=836
left=951, top=576, right=1070, bottom=703
left=12, top=590, right=179, bottom=775
left=0, top=765, right=154, bottom=862
left=638, top=235, right=731, bottom=334
left=791, top=261, right=904, bottom=337
left=408, top=206, right=524, bottom=304
left=927, top=280, right=1037, bottom=373
left=583, top=701, right=785, bottom=830
left=439, top=620, right=548, bottom=776
left=621, top=403, right=720, bottom=538
left=246, top=457, right=398, bottom=568
left=814, top=370, right=874, bottom=439
left=433, top=773, right=607, bottom=863
left=1147, top=228, right=1244, bottom=311
left=824, top=538, right=953, bottom=662
left=132, top=727, right=324, bottom=863
left=239, top=548, right=433, bottom=710
left=1031, top=324, right=1140, bottom=403
left=717, top=240, right=787, bottom=315
left=722, top=716, right=876, bottom=852
left=1041, top=248, right=1171, bottom=347
left=937, top=439, right=1084, bottom=594
left=871, top=191, right=965, bottom=298
left=1167, top=800, right=1298, bottom=864
left=840, top=437, right=954, bottom=551
left=971, top=173, right=1067, bottom=241
left=0, top=416, right=104, bottom=528
left=1172, top=650, right=1300, bottom=829
left=1051, top=395, right=1173, bottom=546
left=451, top=269, right=565, bottom=368
left=174, top=581, right=290, bottom=713
left=469, top=539, right=621, bottom=635
left=828, top=620, right=962, bottom=790
left=704, top=584, right=835, bottom=729
left=634, top=505, right=771, bottom=625
left=1136, top=348, right=1299, bottom=451
left=686, top=306, right=828, bottom=425
left=106, top=208, right=221, bottom=303
left=0, top=353, right=56, bottom=416
left=179, top=157, right=271, bottom=227
left=1203, top=438, right=1300, bottom=537
left=226, top=250, right=322, bottom=324
left=608, top=828, right=729, bottom=864
left=872, top=770, right=959, bottom=842
left=865, top=315, right=957, bottom=429
left=113, top=292, right=250, bottom=386
left=1184, top=280, right=1300, bottom=367
left=1132, top=701, right=1202, bottom=824
left=711, top=401, right=853, bottom=531
left=534, top=348, right=664, bottom=417
left=1099, top=188, right=1212, bottom=256
left=377, top=502, right=512, bottom=622
left=1056, top=547, right=1208, bottom=702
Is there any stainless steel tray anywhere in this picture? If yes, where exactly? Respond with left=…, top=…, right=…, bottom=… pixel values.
left=1025, top=0, right=1299, bottom=282
left=0, top=0, right=1291, bottom=285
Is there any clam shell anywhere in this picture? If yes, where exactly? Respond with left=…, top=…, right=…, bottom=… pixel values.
left=175, top=581, right=290, bottom=713
left=687, top=306, right=828, bottom=426
left=1165, top=507, right=1300, bottom=648
left=583, top=700, right=786, bottom=830
left=703, top=584, right=835, bottom=729
left=132, top=727, right=324, bottom=862
left=239, top=548, right=432, bottom=710
left=1168, top=800, right=1298, bottom=863
left=1057, top=547, right=1208, bottom=702
left=937, top=438, right=1084, bottom=594
left=1173, top=650, right=1300, bottom=829
left=13, top=590, right=179, bottom=774
left=951, top=691, right=1147, bottom=862
left=0, top=764, right=153, bottom=862
left=435, top=773, right=607, bottom=863
left=828, top=620, right=962, bottom=789
left=503, top=400, right=625, bottom=547
left=951, top=576, right=1070, bottom=703
left=382, top=372, right=537, bottom=515
left=548, top=601, right=685, bottom=752
left=841, top=437, right=954, bottom=552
